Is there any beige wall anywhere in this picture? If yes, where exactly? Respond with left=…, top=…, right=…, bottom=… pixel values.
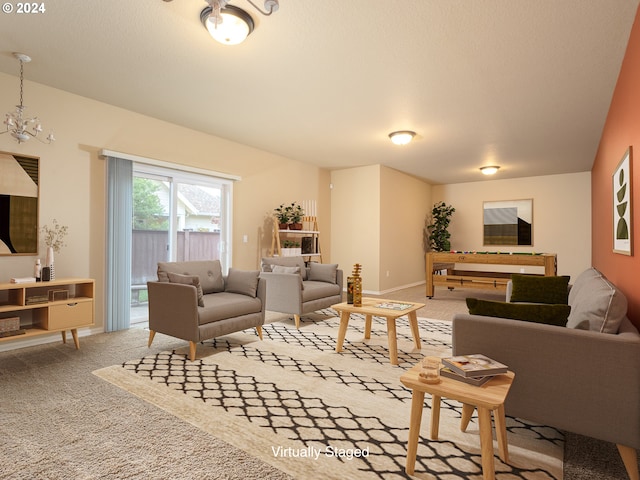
left=330, top=165, right=431, bottom=293
left=380, top=166, right=431, bottom=291
left=0, top=73, right=329, bottom=333
left=432, top=172, right=592, bottom=280
left=330, top=165, right=381, bottom=291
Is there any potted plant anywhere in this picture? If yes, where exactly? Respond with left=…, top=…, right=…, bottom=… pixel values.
left=274, top=204, right=290, bottom=229
left=427, top=201, right=455, bottom=252
left=288, top=202, right=305, bottom=230
left=281, top=240, right=301, bottom=257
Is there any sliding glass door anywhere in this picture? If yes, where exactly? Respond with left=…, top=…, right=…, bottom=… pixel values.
left=130, top=164, right=232, bottom=325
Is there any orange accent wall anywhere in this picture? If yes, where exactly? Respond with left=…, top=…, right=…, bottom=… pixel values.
left=592, top=6, right=640, bottom=327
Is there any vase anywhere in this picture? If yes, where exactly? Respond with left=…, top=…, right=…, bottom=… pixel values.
left=45, top=247, right=55, bottom=280
left=347, top=264, right=362, bottom=306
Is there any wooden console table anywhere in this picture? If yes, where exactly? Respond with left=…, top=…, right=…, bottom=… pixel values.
left=426, top=252, right=557, bottom=297
left=0, top=278, right=95, bottom=348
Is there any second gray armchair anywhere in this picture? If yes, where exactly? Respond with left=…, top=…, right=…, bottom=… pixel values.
left=260, top=256, right=343, bottom=328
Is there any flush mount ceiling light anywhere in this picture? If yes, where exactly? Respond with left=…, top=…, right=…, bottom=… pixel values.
left=2, top=52, right=54, bottom=144
left=199, top=0, right=279, bottom=45
left=388, top=130, right=416, bottom=146
left=480, top=166, right=500, bottom=175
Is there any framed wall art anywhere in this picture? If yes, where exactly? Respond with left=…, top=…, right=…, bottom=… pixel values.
left=0, top=151, right=39, bottom=255
left=613, top=147, right=633, bottom=256
left=483, top=199, right=533, bottom=246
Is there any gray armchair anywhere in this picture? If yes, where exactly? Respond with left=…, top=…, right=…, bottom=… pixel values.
left=260, top=257, right=343, bottom=328
left=147, top=260, right=265, bottom=361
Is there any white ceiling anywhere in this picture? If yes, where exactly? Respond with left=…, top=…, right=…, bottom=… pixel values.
left=0, top=0, right=638, bottom=184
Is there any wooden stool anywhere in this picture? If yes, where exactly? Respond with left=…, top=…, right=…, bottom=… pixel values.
left=400, top=364, right=515, bottom=480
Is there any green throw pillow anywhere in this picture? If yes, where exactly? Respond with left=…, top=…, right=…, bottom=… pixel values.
left=510, top=274, right=570, bottom=305
left=466, top=298, right=570, bottom=327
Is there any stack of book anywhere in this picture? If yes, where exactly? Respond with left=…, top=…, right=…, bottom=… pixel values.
left=441, top=354, right=508, bottom=386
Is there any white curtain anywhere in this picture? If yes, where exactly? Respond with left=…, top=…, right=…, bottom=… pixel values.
left=106, top=156, right=132, bottom=332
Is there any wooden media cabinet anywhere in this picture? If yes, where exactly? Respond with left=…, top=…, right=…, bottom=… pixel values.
left=426, top=252, right=557, bottom=297
left=0, top=278, right=95, bottom=349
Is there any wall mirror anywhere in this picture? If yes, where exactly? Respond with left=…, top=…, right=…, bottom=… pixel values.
left=483, top=199, right=533, bottom=246
left=0, top=151, right=39, bottom=255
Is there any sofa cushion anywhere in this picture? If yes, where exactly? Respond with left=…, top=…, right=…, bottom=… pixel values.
left=308, top=263, right=338, bottom=284
left=566, top=272, right=628, bottom=333
left=271, top=265, right=304, bottom=289
left=568, top=267, right=602, bottom=306
left=199, top=292, right=262, bottom=325
left=509, top=274, right=570, bottom=305
left=166, top=272, right=204, bottom=307
left=158, top=260, right=224, bottom=294
left=225, top=268, right=260, bottom=298
left=302, top=280, right=341, bottom=303
left=466, top=298, right=571, bottom=327
left=261, top=256, right=307, bottom=280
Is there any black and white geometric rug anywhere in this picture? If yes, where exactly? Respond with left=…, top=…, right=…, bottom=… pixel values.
left=93, top=310, right=563, bottom=479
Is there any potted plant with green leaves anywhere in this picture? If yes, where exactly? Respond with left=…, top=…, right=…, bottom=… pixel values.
left=281, top=239, right=301, bottom=256
left=427, top=201, right=455, bottom=252
left=274, top=204, right=290, bottom=229
left=289, top=202, right=305, bottom=230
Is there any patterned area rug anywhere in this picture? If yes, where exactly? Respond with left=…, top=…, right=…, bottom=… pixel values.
left=93, top=310, right=563, bottom=479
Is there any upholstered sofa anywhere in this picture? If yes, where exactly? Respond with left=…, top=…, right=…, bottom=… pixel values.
left=147, top=260, right=265, bottom=361
left=452, top=268, right=640, bottom=479
left=259, top=256, right=343, bottom=328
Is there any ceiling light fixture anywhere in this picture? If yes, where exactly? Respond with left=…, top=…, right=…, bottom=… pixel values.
left=388, top=130, right=416, bottom=146
left=480, top=166, right=500, bottom=175
left=199, top=0, right=279, bottom=45
left=2, top=53, right=54, bottom=144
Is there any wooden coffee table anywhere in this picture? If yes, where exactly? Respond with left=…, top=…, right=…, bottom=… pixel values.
left=400, top=363, right=515, bottom=480
left=331, top=298, right=425, bottom=365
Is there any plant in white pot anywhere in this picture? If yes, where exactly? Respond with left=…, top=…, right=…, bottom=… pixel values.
left=281, top=240, right=301, bottom=257
left=40, top=219, right=68, bottom=280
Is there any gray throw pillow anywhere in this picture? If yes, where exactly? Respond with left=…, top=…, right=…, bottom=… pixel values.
left=308, top=263, right=338, bottom=284
left=271, top=265, right=300, bottom=275
left=261, top=256, right=307, bottom=280
left=566, top=273, right=627, bottom=333
left=158, top=260, right=224, bottom=294
left=225, top=268, right=260, bottom=298
left=167, top=272, right=204, bottom=307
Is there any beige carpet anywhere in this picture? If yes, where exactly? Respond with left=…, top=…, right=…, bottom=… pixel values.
left=94, top=310, right=563, bottom=480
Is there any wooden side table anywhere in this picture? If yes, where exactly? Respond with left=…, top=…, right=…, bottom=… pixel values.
left=400, top=364, right=515, bottom=480
left=332, top=298, right=425, bottom=365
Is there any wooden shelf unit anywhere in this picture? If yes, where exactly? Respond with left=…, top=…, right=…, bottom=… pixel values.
left=0, top=278, right=95, bottom=348
left=270, top=216, right=322, bottom=262
left=426, top=252, right=557, bottom=297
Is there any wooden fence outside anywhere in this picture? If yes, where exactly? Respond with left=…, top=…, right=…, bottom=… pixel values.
left=131, top=230, right=221, bottom=286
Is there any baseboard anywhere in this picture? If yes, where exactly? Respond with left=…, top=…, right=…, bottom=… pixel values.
left=343, top=280, right=426, bottom=296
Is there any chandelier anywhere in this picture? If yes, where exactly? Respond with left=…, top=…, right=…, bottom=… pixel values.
left=2, top=53, right=54, bottom=144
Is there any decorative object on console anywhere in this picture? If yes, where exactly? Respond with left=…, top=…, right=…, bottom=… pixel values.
left=41, top=219, right=68, bottom=281
left=2, top=53, right=54, bottom=144
left=347, top=263, right=362, bottom=307
left=613, top=147, right=633, bottom=256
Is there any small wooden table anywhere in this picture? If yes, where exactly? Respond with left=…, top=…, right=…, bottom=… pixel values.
left=400, top=364, right=515, bottom=480
left=332, top=298, right=425, bottom=365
